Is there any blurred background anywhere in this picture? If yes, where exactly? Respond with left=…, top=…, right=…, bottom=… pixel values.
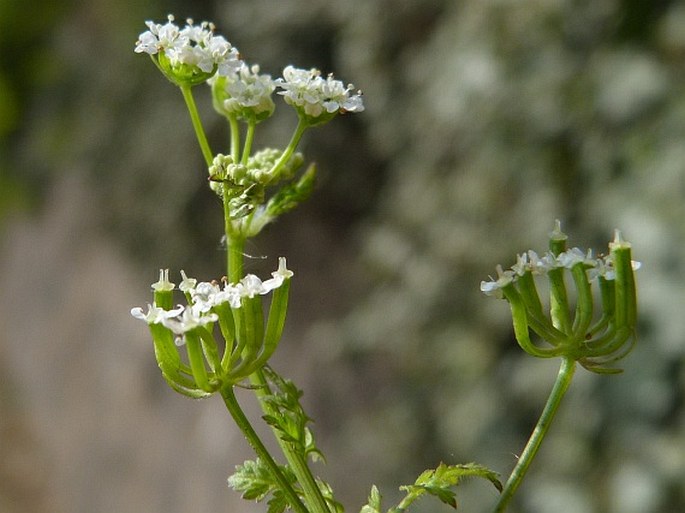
left=0, top=0, right=683, bottom=512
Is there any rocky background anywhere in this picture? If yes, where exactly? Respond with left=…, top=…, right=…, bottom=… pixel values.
left=0, top=1, right=683, bottom=512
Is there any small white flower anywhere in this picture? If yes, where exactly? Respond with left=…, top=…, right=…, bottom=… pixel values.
left=557, top=247, right=596, bottom=269
left=511, top=253, right=529, bottom=276
left=262, top=257, right=294, bottom=292
left=131, top=303, right=184, bottom=324
left=161, top=306, right=218, bottom=336
left=215, top=283, right=242, bottom=309
left=480, top=265, right=515, bottom=299
left=191, top=281, right=222, bottom=313
left=238, top=274, right=267, bottom=298
left=527, top=250, right=554, bottom=275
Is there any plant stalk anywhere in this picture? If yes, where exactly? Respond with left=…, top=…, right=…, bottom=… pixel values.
left=220, top=384, right=309, bottom=513
left=251, top=370, right=332, bottom=513
left=493, top=357, right=576, bottom=513
left=180, top=85, right=214, bottom=167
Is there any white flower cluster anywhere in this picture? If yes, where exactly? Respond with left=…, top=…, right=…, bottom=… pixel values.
left=135, top=15, right=241, bottom=76
left=214, top=63, right=276, bottom=116
left=131, top=258, right=293, bottom=343
left=480, top=248, right=641, bottom=299
left=276, top=65, right=365, bottom=118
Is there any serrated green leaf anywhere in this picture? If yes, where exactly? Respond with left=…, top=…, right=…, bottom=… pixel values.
left=267, top=489, right=289, bottom=513
left=228, top=459, right=274, bottom=501
left=359, top=485, right=382, bottom=513
left=259, top=366, right=324, bottom=461
left=394, top=462, right=502, bottom=511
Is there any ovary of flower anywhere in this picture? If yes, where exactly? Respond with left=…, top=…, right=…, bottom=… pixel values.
left=131, top=303, right=184, bottom=324
left=151, top=268, right=175, bottom=292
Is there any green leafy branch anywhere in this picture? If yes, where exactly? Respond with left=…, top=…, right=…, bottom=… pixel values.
left=260, top=366, right=325, bottom=462
left=361, top=463, right=502, bottom=513
left=243, top=366, right=340, bottom=513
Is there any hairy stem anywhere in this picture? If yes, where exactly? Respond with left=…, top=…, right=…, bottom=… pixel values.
left=493, top=357, right=576, bottom=513
left=220, top=384, right=310, bottom=513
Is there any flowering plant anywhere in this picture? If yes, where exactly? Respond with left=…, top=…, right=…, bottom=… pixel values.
left=131, top=15, right=639, bottom=513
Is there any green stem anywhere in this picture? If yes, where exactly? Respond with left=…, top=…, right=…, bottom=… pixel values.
left=250, top=370, right=332, bottom=513
left=228, top=115, right=241, bottom=162
left=493, top=357, right=576, bottom=513
left=180, top=85, right=214, bottom=167
left=227, top=235, right=245, bottom=284
left=242, top=118, right=257, bottom=166
left=268, top=118, right=308, bottom=178
left=220, top=385, right=310, bottom=513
